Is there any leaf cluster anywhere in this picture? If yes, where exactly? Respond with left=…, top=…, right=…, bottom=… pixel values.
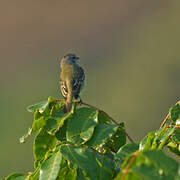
left=2, top=97, right=180, bottom=180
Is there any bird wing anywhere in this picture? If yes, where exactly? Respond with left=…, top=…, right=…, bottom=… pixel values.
left=73, top=67, right=85, bottom=99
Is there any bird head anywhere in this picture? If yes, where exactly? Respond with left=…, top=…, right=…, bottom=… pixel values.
left=63, top=53, right=79, bottom=64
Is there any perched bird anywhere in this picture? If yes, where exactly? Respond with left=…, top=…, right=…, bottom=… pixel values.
left=60, top=53, right=85, bottom=112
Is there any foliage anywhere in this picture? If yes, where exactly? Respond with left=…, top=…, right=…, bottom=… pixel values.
left=2, top=97, right=180, bottom=180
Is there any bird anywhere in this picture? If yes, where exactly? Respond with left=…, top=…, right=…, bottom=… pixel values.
left=60, top=53, right=85, bottom=113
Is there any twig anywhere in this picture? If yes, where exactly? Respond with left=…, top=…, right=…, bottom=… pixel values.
left=122, top=152, right=139, bottom=180
left=80, top=101, right=134, bottom=143
left=160, top=113, right=170, bottom=129
left=160, top=100, right=180, bottom=129
left=56, top=98, right=64, bottom=102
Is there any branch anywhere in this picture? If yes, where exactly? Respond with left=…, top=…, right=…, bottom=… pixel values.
left=160, top=113, right=170, bottom=129
left=122, top=152, right=139, bottom=180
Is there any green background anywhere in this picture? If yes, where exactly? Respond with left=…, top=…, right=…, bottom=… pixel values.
left=0, top=0, right=179, bottom=177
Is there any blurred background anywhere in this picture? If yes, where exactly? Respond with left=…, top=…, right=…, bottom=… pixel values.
left=0, top=0, right=179, bottom=177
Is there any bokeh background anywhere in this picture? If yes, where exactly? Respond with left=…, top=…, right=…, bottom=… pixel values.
left=0, top=0, right=180, bottom=177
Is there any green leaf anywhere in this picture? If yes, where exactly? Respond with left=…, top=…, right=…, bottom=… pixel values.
left=40, top=96, right=57, bottom=115
left=139, top=131, right=156, bottom=150
left=139, top=125, right=175, bottom=150
left=32, top=116, right=45, bottom=133
left=55, top=119, right=68, bottom=142
left=86, top=123, right=119, bottom=147
left=28, top=168, right=40, bottom=180
left=150, top=125, right=168, bottom=149
left=119, top=150, right=180, bottom=180
left=6, top=173, right=30, bottom=180
left=57, top=166, right=77, bottom=180
left=60, top=145, right=114, bottom=180
left=115, top=143, right=139, bottom=161
left=142, top=150, right=179, bottom=177
left=34, top=128, right=57, bottom=165
left=20, top=112, right=45, bottom=144
left=114, top=143, right=139, bottom=175
left=170, top=104, right=180, bottom=124
left=167, top=142, right=180, bottom=157
left=133, top=163, right=173, bottom=180
left=171, top=128, right=180, bottom=143
left=76, top=168, right=88, bottom=180
left=105, top=123, right=126, bottom=152
left=157, top=127, right=175, bottom=149
left=27, top=96, right=57, bottom=114
left=39, top=151, right=62, bottom=180
left=66, top=107, right=98, bottom=144
left=45, top=107, right=70, bottom=135
left=98, top=111, right=112, bottom=124
left=27, top=100, right=48, bottom=113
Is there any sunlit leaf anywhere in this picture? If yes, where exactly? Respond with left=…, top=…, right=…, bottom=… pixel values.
left=27, top=96, right=58, bottom=114
left=157, top=127, right=175, bottom=149
left=45, top=108, right=70, bottom=135
left=27, top=100, right=48, bottom=113
left=32, top=116, right=45, bottom=133
left=86, top=123, right=118, bottom=147
left=34, top=129, right=57, bottom=165
left=39, top=151, right=62, bottom=180
left=115, top=143, right=139, bottom=161
left=170, top=104, right=180, bottom=124
left=139, top=125, right=175, bottom=150
left=66, top=107, right=98, bottom=144
left=139, top=131, right=156, bottom=150
left=167, top=142, right=180, bottom=157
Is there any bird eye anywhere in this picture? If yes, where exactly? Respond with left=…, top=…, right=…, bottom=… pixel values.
left=72, top=56, right=76, bottom=59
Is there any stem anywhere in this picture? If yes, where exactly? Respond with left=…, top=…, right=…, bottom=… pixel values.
left=122, top=152, right=139, bottom=180
left=158, top=135, right=171, bottom=150
left=160, top=113, right=170, bottom=129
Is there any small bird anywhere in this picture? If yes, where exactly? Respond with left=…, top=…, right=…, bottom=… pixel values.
left=60, top=53, right=85, bottom=112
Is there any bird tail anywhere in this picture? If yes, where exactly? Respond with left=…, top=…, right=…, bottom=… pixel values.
left=64, top=84, right=73, bottom=113
left=64, top=101, right=72, bottom=113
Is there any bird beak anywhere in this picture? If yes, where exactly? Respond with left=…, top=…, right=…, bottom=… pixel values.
left=76, top=56, right=80, bottom=60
